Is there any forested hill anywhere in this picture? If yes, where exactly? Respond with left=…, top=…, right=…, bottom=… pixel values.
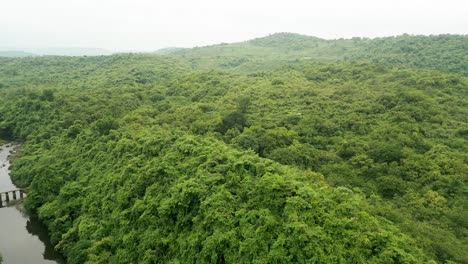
left=0, top=54, right=191, bottom=90
left=168, top=33, right=468, bottom=76
left=0, top=34, right=467, bottom=263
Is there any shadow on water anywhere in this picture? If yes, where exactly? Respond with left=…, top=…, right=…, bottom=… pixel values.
left=0, top=143, right=66, bottom=263
left=26, top=214, right=66, bottom=263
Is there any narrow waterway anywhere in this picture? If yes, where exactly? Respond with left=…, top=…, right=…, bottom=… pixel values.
left=0, top=143, right=65, bottom=264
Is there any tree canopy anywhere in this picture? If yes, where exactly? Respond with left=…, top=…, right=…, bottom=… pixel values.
left=0, top=33, right=467, bottom=263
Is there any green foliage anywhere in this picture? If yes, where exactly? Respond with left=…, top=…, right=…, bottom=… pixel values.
left=17, top=130, right=431, bottom=263
left=1, top=34, right=467, bottom=263
left=166, top=33, right=468, bottom=76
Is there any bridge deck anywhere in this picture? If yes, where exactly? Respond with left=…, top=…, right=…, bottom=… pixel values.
left=0, top=189, right=28, bottom=207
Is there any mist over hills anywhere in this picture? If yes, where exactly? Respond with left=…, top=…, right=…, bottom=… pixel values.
left=33, top=47, right=114, bottom=56
left=3, top=32, right=466, bottom=76
left=0, top=47, right=113, bottom=57
left=0, top=50, right=36, bottom=57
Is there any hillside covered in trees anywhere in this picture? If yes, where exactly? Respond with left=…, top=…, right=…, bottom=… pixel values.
left=163, top=33, right=468, bottom=76
left=0, top=33, right=467, bottom=263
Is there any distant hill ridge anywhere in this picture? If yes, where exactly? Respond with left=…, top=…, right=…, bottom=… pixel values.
left=0, top=50, right=36, bottom=57
left=0, top=47, right=113, bottom=57
left=164, top=32, right=468, bottom=76
left=2, top=33, right=467, bottom=75
left=248, top=32, right=327, bottom=47
left=34, top=47, right=113, bottom=56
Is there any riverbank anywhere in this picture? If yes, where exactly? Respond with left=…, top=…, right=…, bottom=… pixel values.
left=0, top=144, right=65, bottom=264
left=0, top=141, right=5, bottom=264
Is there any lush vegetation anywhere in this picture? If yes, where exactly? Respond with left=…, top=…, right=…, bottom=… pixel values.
left=166, top=33, right=468, bottom=76
left=0, top=33, right=467, bottom=263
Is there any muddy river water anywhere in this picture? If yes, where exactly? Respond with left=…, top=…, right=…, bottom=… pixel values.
left=0, top=144, right=65, bottom=264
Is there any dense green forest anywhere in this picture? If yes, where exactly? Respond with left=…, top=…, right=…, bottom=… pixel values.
left=163, top=33, right=468, bottom=76
left=0, top=33, right=467, bottom=263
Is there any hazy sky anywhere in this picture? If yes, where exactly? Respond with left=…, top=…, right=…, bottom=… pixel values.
left=1, top=0, right=467, bottom=51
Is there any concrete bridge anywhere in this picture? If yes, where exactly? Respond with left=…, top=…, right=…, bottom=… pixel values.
left=0, top=189, right=28, bottom=207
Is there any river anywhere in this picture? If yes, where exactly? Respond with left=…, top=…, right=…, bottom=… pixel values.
left=0, top=143, right=65, bottom=264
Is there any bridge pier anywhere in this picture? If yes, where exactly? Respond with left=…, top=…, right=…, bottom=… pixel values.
left=0, top=189, right=28, bottom=207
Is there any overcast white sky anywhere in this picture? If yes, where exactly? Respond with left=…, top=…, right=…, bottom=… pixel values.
left=1, top=0, right=467, bottom=51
